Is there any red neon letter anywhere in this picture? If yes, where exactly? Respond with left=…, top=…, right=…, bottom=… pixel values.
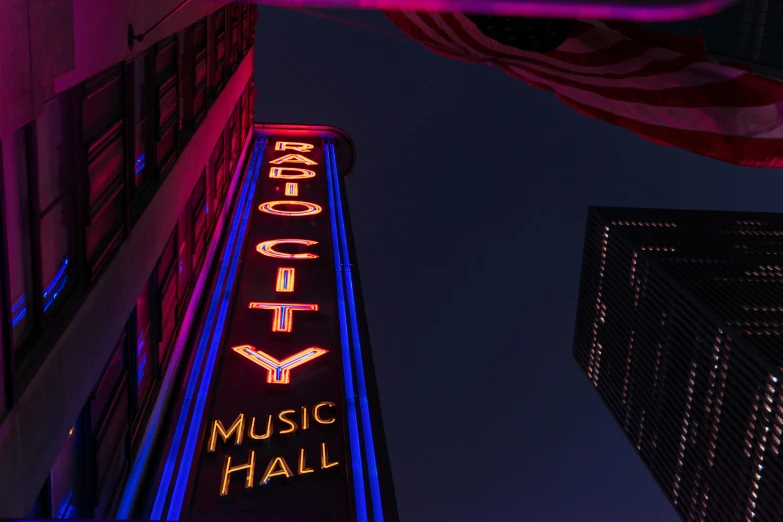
left=249, top=302, right=318, bottom=332
left=257, top=239, right=318, bottom=260
left=285, top=183, right=298, bottom=196
left=231, top=346, right=328, bottom=384
left=276, top=268, right=295, bottom=292
left=269, top=154, right=317, bottom=166
left=258, top=200, right=322, bottom=217
left=275, top=142, right=314, bottom=152
left=270, top=167, right=315, bottom=179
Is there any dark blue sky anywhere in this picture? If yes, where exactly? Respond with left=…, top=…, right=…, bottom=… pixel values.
left=255, top=8, right=781, bottom=521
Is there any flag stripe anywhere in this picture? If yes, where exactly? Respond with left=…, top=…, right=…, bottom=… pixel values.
left=386, top=10, right=783, bottom=167
left=505, top=61, right=781, bottom=109
left=557, top=93, right=783, bottom=167
left=502, top=64, right=783, bottom=137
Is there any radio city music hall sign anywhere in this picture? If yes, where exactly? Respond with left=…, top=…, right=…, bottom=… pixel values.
left=206, top=140, right=343, bottom=498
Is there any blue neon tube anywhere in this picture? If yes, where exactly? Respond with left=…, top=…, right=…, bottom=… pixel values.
left=166, top=137, right=267, bottom=520
left=324, top=140, right=368, bottom=522
left=148, top=137, right=263, bottom=519
left=327, top=142, right=385, bottom=521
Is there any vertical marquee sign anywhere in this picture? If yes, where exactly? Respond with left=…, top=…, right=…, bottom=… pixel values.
left=184, top=126, right=397, bottom=522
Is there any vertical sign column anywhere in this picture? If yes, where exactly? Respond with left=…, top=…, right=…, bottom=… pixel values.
left=188, top=138, right=353, bottom=522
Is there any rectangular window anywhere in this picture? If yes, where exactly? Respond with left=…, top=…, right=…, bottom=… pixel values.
left=134, top=280, right=152, bottom=412
left=0, top=279, right=5, bottom=417
left=191, top=172, right=207, bottom=274
left=158, top=231, right=178, bottom=368
left=1, top=130, right=34, bottom=348
left=131, top=52, right=155, bottom=211
left=155, top=37, right=178, bottom=178
left=211, top=130, right=225, bottom=214
left=33, top=94, right=76, bottom=321
left=92, top=332, right=129, bottom=519
left=50, top=421, right=80, bottom=519
left=82, top=65, right=126, bottom=279
left=229, top=110, right=237, bottom=173
left=193, top=19, right=207, bottom=125
left=178, top=27, right=194, bottom=143
left=177, top=204, right=193, bottom=318
left=242, top=4, right=250, bottom=53
left=240, top=91, right=248, bottom=140
left=230, top=4, right=240, bottom=69
left=214, top=8, right=226, bottom=95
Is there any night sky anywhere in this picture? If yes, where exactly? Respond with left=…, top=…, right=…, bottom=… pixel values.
left=254, top=8, right=781, bottom=521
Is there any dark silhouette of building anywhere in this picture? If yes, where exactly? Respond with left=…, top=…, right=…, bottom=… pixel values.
left=648, top=0, right=783, bottom=80
left=573, top=206, right=783, bottom=522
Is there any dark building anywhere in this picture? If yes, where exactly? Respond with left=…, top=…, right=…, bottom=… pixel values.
left=573, top=207, right=783, bottom=522
left=648, top=0, right=783, bottom=80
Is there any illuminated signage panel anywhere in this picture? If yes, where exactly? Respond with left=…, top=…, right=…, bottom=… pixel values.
left=184, top=129, right=395, bottom=522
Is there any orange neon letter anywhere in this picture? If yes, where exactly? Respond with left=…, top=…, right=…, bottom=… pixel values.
left=285, top=182, right=299, bottom=196
left=248, top=302, right=318, bottom=333
left=320, top=442, right=339, bottom=469
left=298, top=448, right=314, bottom=475
left=276, top=268, right=295, bottom=292
left=220, top=452, right=256, bottom=496
left=258, top=200, right=322, bottom=217
left=269, top=167, right=315, bottom=179
left=260, top=456, right=293, bottom=484
left=231, top=346, right=328, bottom=384
left=269, top=154, right=317, bottom=166
left=275, top=142, right=314, bottom=152
left=257, top=239, right=318, bottom=260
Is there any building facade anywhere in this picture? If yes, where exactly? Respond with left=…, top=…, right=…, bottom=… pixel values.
left=648, top=0, right=783, bottom=79
left=573, top=207, right=783, bottom=522
left=0, top=1, right=258, bottom=517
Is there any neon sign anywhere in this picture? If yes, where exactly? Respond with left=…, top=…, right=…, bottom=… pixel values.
left=187, top=131, right=394, bottom=522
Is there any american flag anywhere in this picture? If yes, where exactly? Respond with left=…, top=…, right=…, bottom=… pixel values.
left=386, top=12, right=783, bottom=168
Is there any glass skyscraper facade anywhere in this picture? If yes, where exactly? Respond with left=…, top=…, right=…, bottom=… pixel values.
left=573, top=207, right=783, bottom=522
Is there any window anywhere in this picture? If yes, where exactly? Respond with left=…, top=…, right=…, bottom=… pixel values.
left=50, top=422, right=80, bottom=519
left=33, top=94, right=76, bottom=321
left=134, top=279, right=153, bottom=414
left=91, top=332, right=129, bottom=519
left=177, top=204, right=193, bottom=316
left=81, top=65, right=127, bottom=279
left=213, top=8, right=226, bottom=96
left=155, top=37, right=178, bottom=178
left=210, top=130, right=226, bottom=214
left=191, top=172, right=207, bottom=274
left=242, top=4, right=250, bottom=53
left=178, top=27, right=194, bottom=143
left=0, top=280, right=5, bottom=418
left=240, top=91, right=248, bottom=141
left=193, top=19, right=207, bottom=125
left=158, top=231, right=178, bottom=368
left=230, top=4, right=240, bottom=70
left=130, top=52, right=156, bottom=213
left=228, top=109, right=238, bottom=173
left=1, top=130, right=34, bottom=348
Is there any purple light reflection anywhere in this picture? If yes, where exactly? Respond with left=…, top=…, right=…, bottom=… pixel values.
left=249, top=0, right=738, bottom=21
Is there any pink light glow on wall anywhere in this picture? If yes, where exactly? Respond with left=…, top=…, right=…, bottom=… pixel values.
left=247, top=0, right=739, bottom=21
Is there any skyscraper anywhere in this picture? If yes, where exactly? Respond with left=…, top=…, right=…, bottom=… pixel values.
left=573, top=207, right=783, bottom=522
left=648, top=0, right=783, bottom=80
